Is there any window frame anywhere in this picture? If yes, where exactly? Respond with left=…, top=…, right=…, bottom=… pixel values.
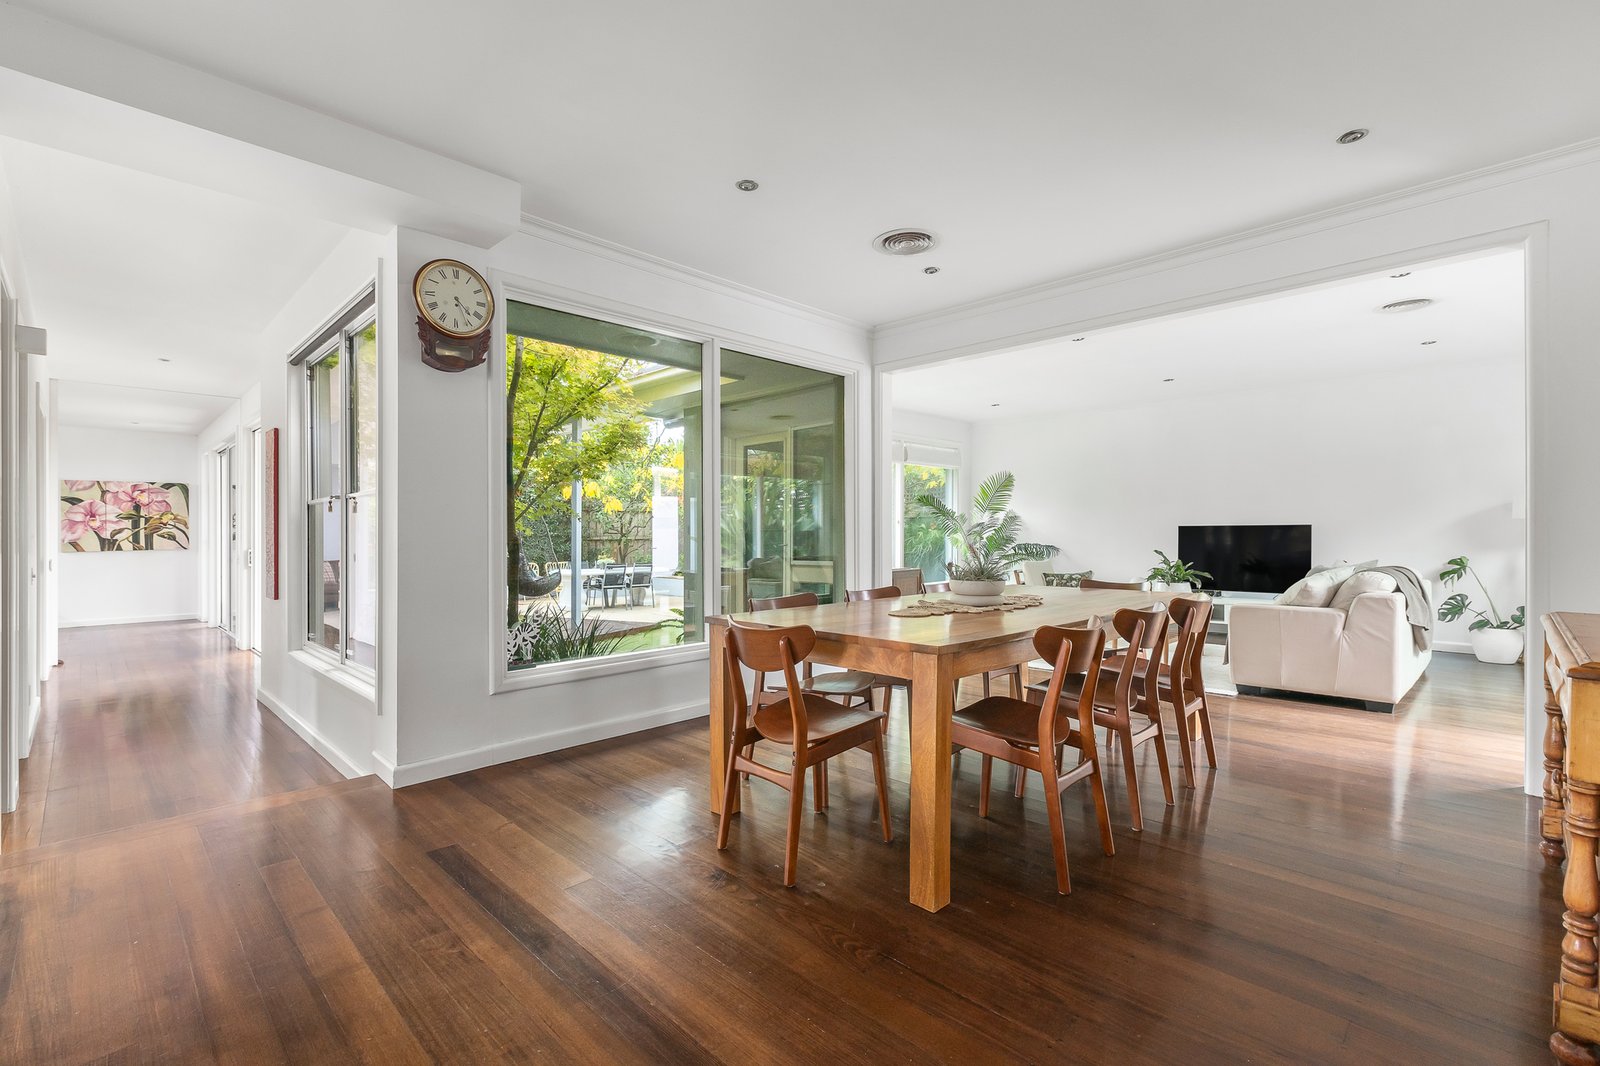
left=300, top=308, right=379, bottom=676
left=489, top=275, right=864, bottom=694
left=892, top=447, right=961, bottom=580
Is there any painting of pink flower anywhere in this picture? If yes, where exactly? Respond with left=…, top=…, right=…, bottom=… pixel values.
left=60, top=479, right=188, bottom=551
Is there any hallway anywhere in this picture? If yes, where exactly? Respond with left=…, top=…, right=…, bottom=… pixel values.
left=1, top=622, right=342, bottom=851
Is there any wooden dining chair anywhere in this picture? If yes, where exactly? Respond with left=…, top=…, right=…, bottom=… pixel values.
left=924, top=580, right=951, bottom=593
left=1078, top=578, right=1151, bottom=590
left=890, top=568, right=926, bottom=596
left=1036, top=604, right=1174, bottom=830
left=716, top=622, right=892, bottom=887
left=950, top=624, right=1116, bottom=894
left=845, top=585, right=913, bottom=722
left=1120, top=595, right=1217, bottom=788
left=749, top=592, right=878, bottom=708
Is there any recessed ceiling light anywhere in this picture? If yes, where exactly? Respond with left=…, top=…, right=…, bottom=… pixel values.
left=734, top=179, right=759, bottom=192
left=874, top=230, right=937, bottom=256
left=1162, top=378, right=1175, bottom=383
left=1070, top=336, right=1086, bottom=343
left=990, top=403, right=1001, bottom=407
left=1337, top=128, right=1370, bottom=145
left=1380, top=298, right=1434, bottom=313
left=1421, top=340, right=1437, bottom=345
left=923, top=266, right=940, bottom=275
left=157, top=357, right=172, bottom=363
left=131, top=420, right=141, bottom=425
left=1389, top=272, right=1411, bottom=279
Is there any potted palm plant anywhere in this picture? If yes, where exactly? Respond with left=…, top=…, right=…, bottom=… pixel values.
left=915, top=471, right=1057, bottom=605
left=1146, top=550, right=1212, bottom=592
left=1436, top=555, right=1525, bottom=664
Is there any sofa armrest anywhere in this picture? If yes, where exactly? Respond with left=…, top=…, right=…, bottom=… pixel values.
left=1228, top=603, right=1345, bottom=692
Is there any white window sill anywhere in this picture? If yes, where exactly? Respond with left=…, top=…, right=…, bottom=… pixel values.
left=495, top=641, right=708, bottom=693
left=290, top=649, right=377, bottom=702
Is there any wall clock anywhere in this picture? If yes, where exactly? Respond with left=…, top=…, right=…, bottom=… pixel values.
left=414, top=258, right=495, bottom=371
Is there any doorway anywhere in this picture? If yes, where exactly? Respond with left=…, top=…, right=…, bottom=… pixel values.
left=213, top=442, right=236, bottom=638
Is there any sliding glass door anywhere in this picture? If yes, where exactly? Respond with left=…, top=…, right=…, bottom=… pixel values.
left=719, top=349, right=846, bottom=612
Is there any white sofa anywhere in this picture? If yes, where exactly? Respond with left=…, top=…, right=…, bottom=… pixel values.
left=1227, top=575, right=1432, bottom=713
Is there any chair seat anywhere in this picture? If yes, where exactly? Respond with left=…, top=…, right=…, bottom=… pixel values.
left=753, top=694, right=886, bottom=746
left=953, top=695, right=1077, bottom=749
left=799, top=670, right=878, bottom=696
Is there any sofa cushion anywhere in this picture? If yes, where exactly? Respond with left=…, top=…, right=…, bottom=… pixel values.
left=1329, top=570, right=1399, bottom=613
left=1278, top=563, right=1362, bottom=607
left=1043, top=570, right=1093, bottom=588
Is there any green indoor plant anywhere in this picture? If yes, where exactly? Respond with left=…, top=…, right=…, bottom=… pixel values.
left=916, top=470, right=1056, bottom=604
left=1146, top=550, right=1213, bottom=591
left=1436, top=555, right=1525, bottom=664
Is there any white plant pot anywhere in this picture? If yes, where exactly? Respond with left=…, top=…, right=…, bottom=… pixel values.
left=1470, top=627, right=1525, bottom=665
left=1150, top=580, right=1192, bottom=593
left=947, top=579, right=1006, bottom=606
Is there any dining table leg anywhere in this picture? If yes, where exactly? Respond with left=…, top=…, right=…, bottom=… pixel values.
left=708, top=622, right=737, bottom=816
left=909, top=650, right=955, bottom=912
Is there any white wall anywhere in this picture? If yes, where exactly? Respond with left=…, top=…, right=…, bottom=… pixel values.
left=956, top=359, right=1524, bottom=651
left=56, top=425, right=199, bottom=626
left=875, top=144, right=1600, bottom=795
left=377, top=223, right=872, bottom=785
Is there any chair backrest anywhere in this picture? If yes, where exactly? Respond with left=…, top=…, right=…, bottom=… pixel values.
left=726, top=621, right=817, bottom=743
left=1031, top=624, right=1107, bottom=750
left=924, top=580, right=951, bottom=593
left=1167, top=595, right=1214, bottom=703
left=629, top=564, right=651, bottom=587
left=1080, top=577, right=1151, bottom=591
left=1109, top=604, right=1167, bottom=717
left=750, top=591, right=819, bottom=612
left=889, top=568, right=925, bottom=596
left=602, top=563, right=627, bottom=588
left=846, top=585, right=901, bottom=602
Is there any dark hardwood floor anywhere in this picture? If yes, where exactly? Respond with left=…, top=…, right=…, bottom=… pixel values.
left=1, top=623, right=342, bottom=851
left=0, top=623, right=1559, bottom=1064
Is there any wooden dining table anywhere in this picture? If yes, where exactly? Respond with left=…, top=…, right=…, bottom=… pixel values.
left=706, top=585, right=1176, bottom=912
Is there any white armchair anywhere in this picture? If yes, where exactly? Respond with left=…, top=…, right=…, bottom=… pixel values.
left=1227, top=583, right=1431, bottom=713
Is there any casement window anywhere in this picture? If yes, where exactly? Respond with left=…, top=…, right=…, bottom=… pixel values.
left=299, top=296, right=378, bottom=671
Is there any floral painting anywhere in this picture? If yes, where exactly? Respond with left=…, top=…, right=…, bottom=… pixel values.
left=61, top=480, right=190, bottom=552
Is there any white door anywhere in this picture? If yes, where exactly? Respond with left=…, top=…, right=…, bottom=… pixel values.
left=216, top=444, right=235, bottom=637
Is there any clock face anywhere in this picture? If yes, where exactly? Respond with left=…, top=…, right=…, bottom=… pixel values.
left=414, top=259, right=494, bottom=338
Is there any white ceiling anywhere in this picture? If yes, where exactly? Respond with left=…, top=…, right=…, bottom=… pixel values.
left=8, top=2, right=1600, bottom=326
left=890, top=247, right=1525, bottom=423
left=0, top=136, right=350, bottom=395
left=54, top=380, right=233, bottom=435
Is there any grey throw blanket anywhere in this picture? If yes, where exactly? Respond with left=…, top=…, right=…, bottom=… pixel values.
left=1356, top=565, right=1432, bottom=652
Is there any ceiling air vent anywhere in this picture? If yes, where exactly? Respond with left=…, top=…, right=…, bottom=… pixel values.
left=874, top=230, right=938, bottom=256
left=1379, top=298, right=1434, bottom=313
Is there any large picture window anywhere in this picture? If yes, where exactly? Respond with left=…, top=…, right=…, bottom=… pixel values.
left=303, top=308, right=377, bottom=670
left=505, top=301, right=704, bottom=670
left=895, top=443, right=959, bottom=583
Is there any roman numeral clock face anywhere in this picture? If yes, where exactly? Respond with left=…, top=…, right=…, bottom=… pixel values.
left=414, top=259, right=494, bottom=338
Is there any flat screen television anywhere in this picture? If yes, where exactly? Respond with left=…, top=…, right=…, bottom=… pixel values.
left=1177, top=524, right=1312, bottom=594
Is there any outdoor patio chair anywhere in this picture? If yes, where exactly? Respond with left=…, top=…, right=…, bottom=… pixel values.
left=629, top=564, right=655, bottom=606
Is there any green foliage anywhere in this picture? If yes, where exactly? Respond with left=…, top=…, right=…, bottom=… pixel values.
left=1436, top=555, right=1523, bottom=630
left=901, top=464, right=952, bottom=580
left=508, top=607, right=628, bottom=667
left=914, top=470, right=1056, bottom=583
left=1146, top=550, right=1213, bottom=588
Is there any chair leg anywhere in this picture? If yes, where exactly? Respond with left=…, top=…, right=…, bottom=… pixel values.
left=982, top=672, right=991, bottom=698
left=1149, top=717, right=1175, bottom=806
left=1169, top=701, right=1196, bottom=789
left=1085, top=753, right=1116, bottom=856
left=1009, top=665, right=1023, bottom=697
left=716, top=746, right=741, bottom=850
left=813, top=761, right=828, bottom=813
left=870, top=738, right=892, bottom=843
left=1041, top=769, right=1072, bottom=895
left=1197, top=691, right=1218, bottom=767
left=1117, top=726, right=1143, bottom=832
left=783, top=764, right=806, bottom=888
left=979, top=755, right=992, bottom=818
left=1014, top=763, right=1025, bottom=797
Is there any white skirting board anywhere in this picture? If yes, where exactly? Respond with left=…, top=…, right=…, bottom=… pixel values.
left=385, top=700, right=710, bottom=789
left=60, top=612, right=199, bottom=628
left=255, top=686, right=368, bottom=780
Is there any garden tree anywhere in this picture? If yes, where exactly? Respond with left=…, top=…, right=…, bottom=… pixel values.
left=583, top=424, right=683, bottom=566
left=900, top=464, right=951, bottom=579
left=506, top=335, right=650, bottom=624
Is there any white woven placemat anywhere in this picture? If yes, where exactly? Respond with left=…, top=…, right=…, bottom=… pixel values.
left=888, top=594, right=1045, bottom=617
